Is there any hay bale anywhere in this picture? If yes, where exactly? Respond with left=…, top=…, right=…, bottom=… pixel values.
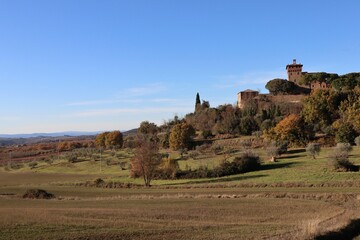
left=22, top=189, right=55, bottom=199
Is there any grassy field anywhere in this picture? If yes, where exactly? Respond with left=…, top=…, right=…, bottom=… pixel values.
left=0, top=145, right=359, bottom=239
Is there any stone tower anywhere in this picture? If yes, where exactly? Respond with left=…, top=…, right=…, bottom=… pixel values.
left=286, top=59, right=303, bottom=84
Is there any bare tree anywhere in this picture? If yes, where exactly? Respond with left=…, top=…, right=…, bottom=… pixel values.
left=130, top=138, right=161, bottom=187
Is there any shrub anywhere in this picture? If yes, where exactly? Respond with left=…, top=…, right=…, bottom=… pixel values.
left=202, top=130, right=213, bottom=139
left=355, top=136, right=360, bottom=147
left=23, top=189, right=55, bottom=199
left=158, top=157, right=179, bottom=179
left=214, top=151, right=261, bottom=177
left=211, top=144, right=224, bottom=155
left=94, top=178, right=105, bottom=186
left=335, top=143, right=352, bottom=153
left=306, top=143, right=321, bottom=159
left=28, top=162, right=38, bottom=169
left=329, top=143, right=358, bottom=172
left=331, top=158, right=359, bottom=172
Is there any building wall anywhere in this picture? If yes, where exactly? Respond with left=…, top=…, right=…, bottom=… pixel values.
left=237, top=91, right=259, bottom=108
left=310, top=81, right=330, bottom=90
left=286, top=59, right=303, bottom=84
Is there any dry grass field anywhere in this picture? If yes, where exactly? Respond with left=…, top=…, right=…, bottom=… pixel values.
left=0, top=145, right=359, bottom=239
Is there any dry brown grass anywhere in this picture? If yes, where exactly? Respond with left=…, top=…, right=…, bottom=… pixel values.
left=0, top=191, right=350, bottom=240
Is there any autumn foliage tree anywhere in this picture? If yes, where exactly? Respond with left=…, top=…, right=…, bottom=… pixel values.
left=130, top=139, right=161, bottom=186
left=269, top=114, right=312, bottom=147
left=95, top=131, right=123, bottom=149
left=169, top=122, right=195, bottom=150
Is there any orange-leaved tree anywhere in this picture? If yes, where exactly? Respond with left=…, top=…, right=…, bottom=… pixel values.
left=270, top=114, right=312, bottom=147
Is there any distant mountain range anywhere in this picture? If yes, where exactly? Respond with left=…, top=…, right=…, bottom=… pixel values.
left=0, top=129, right=138, bottom=139
left=0, top=131, right=102, bottom=139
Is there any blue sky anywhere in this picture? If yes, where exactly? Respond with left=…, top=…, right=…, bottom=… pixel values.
left=0, top=0, right=359, bottom=134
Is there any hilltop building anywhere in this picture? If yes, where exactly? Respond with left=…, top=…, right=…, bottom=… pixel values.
left=286, top=59, right=331, bottom=89
left=286, top=59, right=303, bottom=85
left=237, top=59, right=330, bottom=108
left=237, top=89, right=259, bottom=109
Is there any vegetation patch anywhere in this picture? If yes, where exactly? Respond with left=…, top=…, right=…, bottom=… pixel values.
left=22, top=189, right=55, bottom=199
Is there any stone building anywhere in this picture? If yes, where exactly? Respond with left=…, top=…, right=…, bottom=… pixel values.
left=237, top=89, right=259, bottom=108
left=286, top=59, right=331, bottom=90
left=286, top=59, right=303, bottom=85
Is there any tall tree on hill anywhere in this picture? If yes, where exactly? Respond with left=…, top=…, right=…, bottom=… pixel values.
left=195, top=92, right=201, bottom=112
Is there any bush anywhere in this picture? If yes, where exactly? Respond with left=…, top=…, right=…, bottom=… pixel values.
left=335, top=143, right=352, bottom=153
left=202, top=130, right=213, bottom=139
left=306, top=143, right=321, bottom=159
left=355, top=136, right=360, bottom=147
left=331, top=158, right=359, bottom=172
left=329, top=143, right=358, bottom=172
left=28, top=162, right=38, bottom=169
left=23, top=189, right=55, bottom=199
left=94, top=178, right=105, bottom=186
left=214, top=151, right=261, bottom=177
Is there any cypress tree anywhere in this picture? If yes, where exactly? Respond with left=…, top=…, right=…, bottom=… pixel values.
left=195, top=92, right=201, bottom=112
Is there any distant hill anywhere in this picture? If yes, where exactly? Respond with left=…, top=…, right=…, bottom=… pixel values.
left=0, top=131, right=101, bottom=139
left=0, top=129, right=138, bottom=147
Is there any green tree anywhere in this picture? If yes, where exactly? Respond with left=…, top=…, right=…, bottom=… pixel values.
left=195, top=92, right=201, bottom=112
left=332, top=73, right=360, bottom=91
left=169, top=122, right=195, bottom=150
left=302, top=89, right=343, bottom=130
left=335, top=122, right=357, bottom=144
left=138, top=121, right=158, bottom=135
left=265, top=79, right=296, bottom=95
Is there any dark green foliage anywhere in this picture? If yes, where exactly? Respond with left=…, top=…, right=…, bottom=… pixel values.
left=300, top=72, right=338, bottom=85
left=94, top=178, right=105, bottom=186
left=202, top=130, right=213, bottom=139
left=23, top=189, right=55, bottom=199
left=265, top=79, right=296, bottom=95
left=215, top=151, right=261, bottom=176
left=138, top=121, right=159, bottom=135
left=331, top=72, right=360, bottom=91
left=195, top=92, right=201, bottom=112
left=240, top=116, right=258, bottom=135
left=335, top=122, right=357, bottom=144
left=175, top=151, right=261, bottom=179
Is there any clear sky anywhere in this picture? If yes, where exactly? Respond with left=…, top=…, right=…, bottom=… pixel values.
left=0, top=0, right=359, bottom=134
